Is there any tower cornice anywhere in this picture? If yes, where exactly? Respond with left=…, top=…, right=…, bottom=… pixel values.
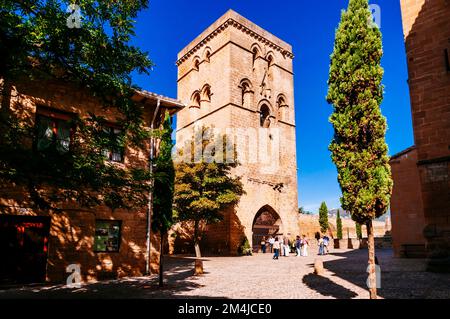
left=176, top=13, right=294, bottom=67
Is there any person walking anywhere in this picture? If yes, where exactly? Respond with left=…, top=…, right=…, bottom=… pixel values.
left=295, top=235, right=302, bottom=257
left=261, top=236, right=267, bottom=254
left=273, top=237, right=280, bottom=260
left=302, top=235, right=309, bottom=257
left=323, top=235, right=330, bottom=254
left=268, top=236, right=275, bottom=253
left=318, top=236, right=325, bottom=255
left=283, top=236, right=290, bottom=257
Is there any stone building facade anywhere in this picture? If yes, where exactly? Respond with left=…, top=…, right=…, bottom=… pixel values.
left=0, top=79, right=184, bottom=283
left=389, top=146, right=426, bottom=257
left=393, top=0, right=450, bottom=270
left=175, top=10, right=299, bottom=254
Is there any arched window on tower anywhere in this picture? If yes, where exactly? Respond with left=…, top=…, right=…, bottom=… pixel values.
left=203, top=47, right=212, bottom=63
left=239, top=79, right=253, bottom=109
left=251, top=44, right=261, bottom=67
left=200, top=84, right=212, bottom=107
left=193, top=57, right=200, bottom=71
left=267, top=54, right=274, bottom=68
left=190, top=91, right=201, bottom=109
left=253, top=48, right=259, bottom=65
left=276, top=94, right=288, bottom=122
left=260, top=104, right=271, bottom=128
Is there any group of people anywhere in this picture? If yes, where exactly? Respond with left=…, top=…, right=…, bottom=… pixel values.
left=260, top=233, right=331, bottom=259
left=316, top=232, right=331, bottom=255
left=260, top=235, right=310, bottom=260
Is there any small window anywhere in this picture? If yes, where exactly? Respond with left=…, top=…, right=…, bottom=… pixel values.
left=241, top=82, right=249, bottom=105
left=267, top=55, right=274, bottom=67
left=35, top=108, right=73, bottom=154
left=101, top=126, right=124, bottom=163
left=240, top=79, right=253, bottom=108
left=94, top=220, right=121, bottom=252
left=190, top=91, right=201, bottom=108
left=252, top=48, right=259, bottom=64
left=194, top=58, right=200, bottom=71
left=260, top=104, right=271, bottom=128
left=201, top=84, right=212, bottom=103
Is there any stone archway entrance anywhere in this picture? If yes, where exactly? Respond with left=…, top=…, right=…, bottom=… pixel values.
left=252, top=205, right=282, bottom=253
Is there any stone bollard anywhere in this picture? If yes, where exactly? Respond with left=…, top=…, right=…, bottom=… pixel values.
left=314, top=258, right=324, bottom=275
left=195, top=259, right=204, bottom=276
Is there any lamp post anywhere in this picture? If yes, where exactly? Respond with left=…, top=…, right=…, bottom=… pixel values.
left=145, top=98, right=160, bottom=275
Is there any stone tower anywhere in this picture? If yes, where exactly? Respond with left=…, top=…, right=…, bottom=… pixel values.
left=175, top=10, right=299, bottom=254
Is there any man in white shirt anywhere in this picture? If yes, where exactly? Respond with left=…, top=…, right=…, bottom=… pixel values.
left=268, top=236, right=275, bottom=253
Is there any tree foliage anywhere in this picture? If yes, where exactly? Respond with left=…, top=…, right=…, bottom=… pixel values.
left=336, top=211, right=343, bottom=240
left=0, top=0, right=154, bottom=210
left=152, top=112, right=175, bottom=235
left=152, top=111, right=174, bottom=286
left=298, top=206, right=313, bottom=215
left=326, top=0, right=392, bottom=225
left=173, top=127, right=244, bottom=257
left=327, top=0, right=393, bottom=299
left=319, top=201, right=329, bottom=234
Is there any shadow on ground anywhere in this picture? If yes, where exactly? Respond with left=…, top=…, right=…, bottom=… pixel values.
left=322, top=249, right=450, bottom=299
left=0, top=256, right=226, bottom=299
left=302, top=273, right=358, bottom=299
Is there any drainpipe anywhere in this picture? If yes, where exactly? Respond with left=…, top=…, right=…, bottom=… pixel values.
left=145, top=98, right=161, bottom=275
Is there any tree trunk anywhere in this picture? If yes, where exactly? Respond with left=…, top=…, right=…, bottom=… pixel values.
left=193, top=220, right=202, bottom=258
left=193, top=220, right=203, bottom=275
left=159, top=232, right=164, bottom=287
left=366, top=220, right=377, bottom=299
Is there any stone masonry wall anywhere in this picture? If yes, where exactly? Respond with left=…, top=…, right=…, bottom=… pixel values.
left=399, top=0, right=450, bottom=270
left=175, top=10, right=299, bottom=254
left=0, top=79, right=160, bottom=282
left=389, top=148, right=426, bottom=257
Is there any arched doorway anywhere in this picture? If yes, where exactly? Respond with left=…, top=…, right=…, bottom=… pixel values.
left=252, top=205, right=282, bottom=253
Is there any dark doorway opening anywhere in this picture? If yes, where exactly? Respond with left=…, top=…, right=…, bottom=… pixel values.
left=0, top=215, right=50, bottom=285
left=252, top=205, right=282, bottom=253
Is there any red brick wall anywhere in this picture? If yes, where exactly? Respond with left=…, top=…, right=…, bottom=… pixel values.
left=399, top=0, right=450, bottom=267
left=400, top=0, right=450, bottom=162
left=389, top=148, right=426, bottom=256
left=0, top=79, right=161, bottom=282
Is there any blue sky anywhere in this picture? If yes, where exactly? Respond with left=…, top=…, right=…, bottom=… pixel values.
left=131, top=0, right=414, bottom=213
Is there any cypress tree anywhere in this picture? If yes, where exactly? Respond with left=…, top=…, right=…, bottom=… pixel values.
left=336, top=211, right=343, bottom=240
left=327, top=0, right=393, bottom=299
left=319, top=202, right=329, bottom=234
left=152, top=112, right=175, bottom=287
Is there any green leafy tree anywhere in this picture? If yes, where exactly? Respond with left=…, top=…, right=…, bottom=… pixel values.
left=326, top=0, right=393, bottom=298
left=0, top=0, right=154, bottom=210
left=319, top=202, right=329, bottom=234
left=336, top=211, right=343, bottom=240
left=173, top=127, right=244, bottom=260
left=152, top=112, right=174, bottom=287
left=356, top=222, right=363, bottom=239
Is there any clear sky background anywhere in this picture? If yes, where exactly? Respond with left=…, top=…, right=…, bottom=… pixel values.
left=131, top=0, right=414, bottom=214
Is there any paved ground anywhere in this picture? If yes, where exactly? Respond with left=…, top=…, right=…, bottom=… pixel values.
left=1, top=248, right=449, bottom=299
